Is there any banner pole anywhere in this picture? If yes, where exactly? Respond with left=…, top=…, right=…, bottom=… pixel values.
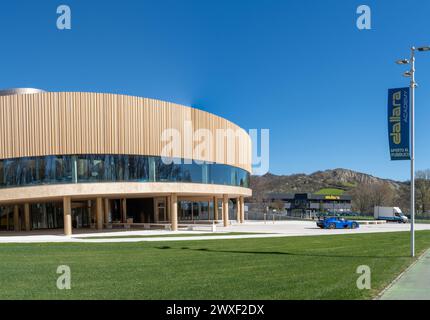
left=410, top=47, right=416, bottom=258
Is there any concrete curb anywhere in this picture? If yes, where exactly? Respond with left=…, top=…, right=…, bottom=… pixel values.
left=374, top=248, right=430, bottom=300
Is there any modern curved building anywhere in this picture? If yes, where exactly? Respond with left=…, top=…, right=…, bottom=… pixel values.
left=0, top=89, right=252, bottom=235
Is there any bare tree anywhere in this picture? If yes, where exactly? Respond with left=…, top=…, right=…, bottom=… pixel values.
left=351, top=183, right=373, bottom=214
left=370, top=182, right=396, bottom=208
left=395, top=185, right=410, bottom=214
left=416, top=170, right=430, bottom=215
left=352, top=182, right=396, bottom=214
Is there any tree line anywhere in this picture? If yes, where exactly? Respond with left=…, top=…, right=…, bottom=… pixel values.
left=351, top=169, right=430, bottom=218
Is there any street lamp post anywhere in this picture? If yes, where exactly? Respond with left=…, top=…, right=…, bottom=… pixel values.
left=410, top=48, right=416, bottom=258
left=396, top=46, right=430, bottom=257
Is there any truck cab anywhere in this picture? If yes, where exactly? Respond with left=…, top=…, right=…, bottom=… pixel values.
left=393, top=211, right=408, bottom=223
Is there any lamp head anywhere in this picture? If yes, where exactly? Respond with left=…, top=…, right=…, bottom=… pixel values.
left=396, top=59, right=410, bottom=65
left=417, top=46, right=430, bottom=52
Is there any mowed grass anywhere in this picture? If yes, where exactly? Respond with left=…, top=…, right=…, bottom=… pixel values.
left=0, top=231, right=429, bottom=300
left=75, top=232, right=260, bottom=240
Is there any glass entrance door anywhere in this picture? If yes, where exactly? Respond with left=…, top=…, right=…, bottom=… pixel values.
left=179, top=201, right=210, bottom=222
left=31, top=203, right=63, bottom=230
left=72, top=202, right=90, bottom=229
left=192, top=202, right=199, bottom=221
left=155, top=199, right=166, bottom=222
left=180, top=201, right=192, bottom=221
left=0, top=206, right=11, bottom=231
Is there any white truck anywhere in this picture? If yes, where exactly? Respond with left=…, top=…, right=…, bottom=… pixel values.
left=374, top=206, right=408, bottom=223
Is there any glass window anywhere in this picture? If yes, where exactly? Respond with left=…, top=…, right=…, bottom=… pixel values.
left=0, top=155, right=250, bottom=189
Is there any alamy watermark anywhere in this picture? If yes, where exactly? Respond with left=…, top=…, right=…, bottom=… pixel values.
left=356, top=265, right=371, bottom=290
left=160, top=121, right=269, bottom=175
left=57, top=5, right=72, bottom=30
left=356, top=5, right=371, bottom=30
left=56, top=265, right=71, bottom=290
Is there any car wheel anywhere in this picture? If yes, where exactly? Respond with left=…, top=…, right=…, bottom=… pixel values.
left=329, top=223, right=336, bottom=229
left=352, top=222, right=358, bottom=229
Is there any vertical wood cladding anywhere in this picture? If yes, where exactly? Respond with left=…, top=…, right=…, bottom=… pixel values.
left=0, top=92, right=252, bottom=172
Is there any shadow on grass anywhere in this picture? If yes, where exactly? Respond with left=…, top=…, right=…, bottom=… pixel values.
left=155, top=245, right=408, bottom=259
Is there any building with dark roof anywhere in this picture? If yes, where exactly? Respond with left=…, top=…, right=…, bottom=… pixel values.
left=266, top=193, right=352, bottom=218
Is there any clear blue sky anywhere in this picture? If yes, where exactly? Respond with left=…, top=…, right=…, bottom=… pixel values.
left=1, top=0, right=430, bottom=181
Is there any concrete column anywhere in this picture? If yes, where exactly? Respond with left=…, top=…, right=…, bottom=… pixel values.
left=121, top=198, right=127, bottom=223
left=104, top=198, right=110, bottom=224
left=236, top=198, right=241, bottom=223
left=171, top=194, right=178, bottom=231
left=13, top=205, right=20, bottom=231
left=240, top=196, right=245, bottom=223
left=96, top=197, right=104, bottom=230
left=63, top=197, right=72, bottom=236
left=24, top=203, right=31, bottom=231
left=222, top=194, right=229, bottom=227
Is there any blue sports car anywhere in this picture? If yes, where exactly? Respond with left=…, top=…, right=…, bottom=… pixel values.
left=317, top=217, right=359, bottom=229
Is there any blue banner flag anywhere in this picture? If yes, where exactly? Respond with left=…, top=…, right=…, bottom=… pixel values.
left=388, top=87, right=410, bottom=160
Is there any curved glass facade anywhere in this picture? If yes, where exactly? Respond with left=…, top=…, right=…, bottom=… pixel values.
left=0, top=155, right=250, bottom=189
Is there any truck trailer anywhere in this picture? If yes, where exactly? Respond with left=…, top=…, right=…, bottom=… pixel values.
left=374, top=206, right=408, bottom=223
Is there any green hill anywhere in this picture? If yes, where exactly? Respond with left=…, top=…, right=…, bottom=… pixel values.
left=250, top=168, right=404, bottom=201
left=315, top=188, right=345, bottom=196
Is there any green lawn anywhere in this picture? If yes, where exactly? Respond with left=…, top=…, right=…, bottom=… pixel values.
left=76, top=232, right=260, bottom=240
left=315, top=188, right=345, bottom=196
left=0, top=231, right=429, bottom=300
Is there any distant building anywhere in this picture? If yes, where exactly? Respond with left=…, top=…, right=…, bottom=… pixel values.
left=266, top=193, right=352, bottom=218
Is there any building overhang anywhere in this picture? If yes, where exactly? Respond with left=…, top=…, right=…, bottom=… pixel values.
left=0, top=182, right=252, bottom=204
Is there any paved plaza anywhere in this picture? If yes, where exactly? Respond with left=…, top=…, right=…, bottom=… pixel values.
left=1, top=220, right=429, bottom=243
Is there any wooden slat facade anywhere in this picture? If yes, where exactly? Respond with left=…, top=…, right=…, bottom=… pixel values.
left=0, top=92, right=252, bottom=172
